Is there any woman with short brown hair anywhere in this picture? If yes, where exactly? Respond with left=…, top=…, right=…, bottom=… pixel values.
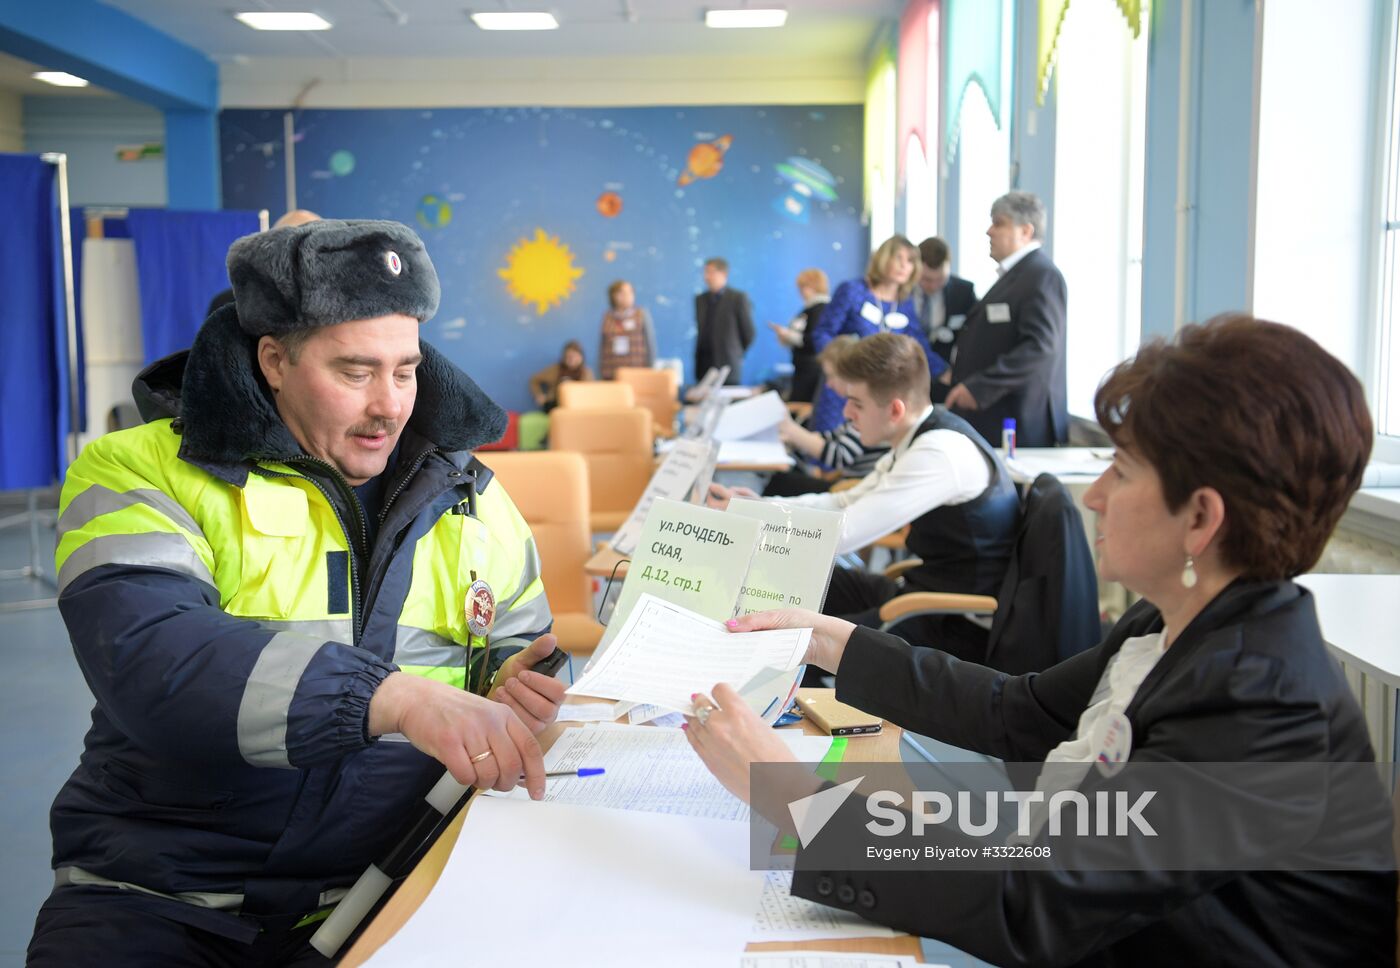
left=686, top=315, right=1394, bottom=966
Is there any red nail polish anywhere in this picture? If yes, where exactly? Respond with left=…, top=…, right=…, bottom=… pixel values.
left=681, top=723, right=689, bottom=731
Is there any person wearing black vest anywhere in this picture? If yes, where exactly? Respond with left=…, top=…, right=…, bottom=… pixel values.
left=709, top=332, right=1019, bottom=663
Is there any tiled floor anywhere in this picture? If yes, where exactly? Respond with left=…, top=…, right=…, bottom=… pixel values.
left=0, top=510, right=91, bottom=966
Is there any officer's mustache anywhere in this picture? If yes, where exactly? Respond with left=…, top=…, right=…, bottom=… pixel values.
left=347, top=419, right=398, bottom=438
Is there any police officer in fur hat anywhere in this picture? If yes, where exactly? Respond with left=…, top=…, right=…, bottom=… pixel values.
left=29, top=220, right=565, bottom=965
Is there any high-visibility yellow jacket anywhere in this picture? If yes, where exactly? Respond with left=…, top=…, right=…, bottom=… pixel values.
left=48, top=306, right=550, bottom=938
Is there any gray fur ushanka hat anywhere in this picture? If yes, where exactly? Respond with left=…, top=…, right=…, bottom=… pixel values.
left=227, top=219, right=440, bottom=336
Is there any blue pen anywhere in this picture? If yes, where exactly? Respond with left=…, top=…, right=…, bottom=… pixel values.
left=546, top=768, right=605, bottom=778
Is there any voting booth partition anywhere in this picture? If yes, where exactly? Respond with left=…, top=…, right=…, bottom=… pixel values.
left=0, top=152, right=79, bottom=611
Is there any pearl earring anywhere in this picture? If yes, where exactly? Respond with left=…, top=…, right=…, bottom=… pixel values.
left=1181, top=554, right=1198, bottom=589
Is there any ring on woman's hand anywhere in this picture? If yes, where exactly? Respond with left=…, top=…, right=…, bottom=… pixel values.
left=696, top=706, right=713, bottom=725
left=471, top=749, right=494, bottom=764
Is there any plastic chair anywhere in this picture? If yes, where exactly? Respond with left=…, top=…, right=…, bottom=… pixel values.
left=483, top=451, right=604, bottom=657
left=548, top=406, right=655, bottom=534
left=557, top=381, right=636, bottom=410
left=615, top=367, right=681, bottom=438
left=877, top=473, right=1100, bottom=674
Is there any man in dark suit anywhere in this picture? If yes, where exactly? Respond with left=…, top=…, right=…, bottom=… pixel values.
left=914, top=236, right=977, bottom=366
left=943, top=192, right=1068, bottom=448
left=694, top=257, right=754, bottom=385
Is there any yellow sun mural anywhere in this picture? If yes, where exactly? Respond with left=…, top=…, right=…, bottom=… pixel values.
left=498, top=228, right=585, bottom=315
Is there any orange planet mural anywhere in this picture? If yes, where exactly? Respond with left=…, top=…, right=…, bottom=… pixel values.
left=596, top=190, right=623, bottom=217
left=676, top=134, right=733, bottom=186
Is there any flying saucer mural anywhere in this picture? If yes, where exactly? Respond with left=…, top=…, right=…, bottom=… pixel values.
left=773, top=156, right=839, bottom=223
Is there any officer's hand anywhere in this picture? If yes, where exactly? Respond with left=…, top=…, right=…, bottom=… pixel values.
left=369, top=672, right=546, bottom=800
left=488, top=634, right=567, bottom=734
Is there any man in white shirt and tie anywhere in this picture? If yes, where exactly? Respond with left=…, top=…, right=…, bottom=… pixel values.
left=913, top=236, right=977, bottom=370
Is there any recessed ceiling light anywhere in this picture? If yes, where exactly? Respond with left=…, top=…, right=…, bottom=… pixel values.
left=234, top=12, right=333, bottom=31
left=32, top=71, right=89, bottom=88
left=706, top=8, right=787, bottom=28
left=470, top=11, right=559, bottom=30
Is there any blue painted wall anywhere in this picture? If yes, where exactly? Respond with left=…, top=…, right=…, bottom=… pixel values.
left=220, top=106, right=867, bottom=414
left=1010, top=0, right=1056, bottom=250
left=23, top=96, right=166, bottom=208
left=0, top=0, right=220, bottom=208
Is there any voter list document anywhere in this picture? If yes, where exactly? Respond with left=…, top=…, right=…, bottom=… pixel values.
left=567, top=593, right=810, bottom=714
left=487, top=723, right=831, bottom=824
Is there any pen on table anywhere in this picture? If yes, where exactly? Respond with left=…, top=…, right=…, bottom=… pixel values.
left=544, top=767, right=605, bottom=778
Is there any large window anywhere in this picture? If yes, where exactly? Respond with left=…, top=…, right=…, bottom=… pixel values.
left=1379, top=3, right=1400, bottom=442
left=866, top=57, right=898, bottom=249
left=954, top=84, right=1010, bottom=297
left=904, top=134, right=936, bottom=244
left=1051, top=0, right=1149, bottom=418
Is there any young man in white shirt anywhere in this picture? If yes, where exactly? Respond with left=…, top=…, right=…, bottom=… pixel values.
left=709, top=332, right=1021, bottom=662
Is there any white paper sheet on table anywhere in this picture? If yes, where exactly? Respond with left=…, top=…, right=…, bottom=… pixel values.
left=489, top=722, right=832, bottom=823
left=568, top=594, right=810, bottom=714
left=752, top=870, right=898, bottom=942
left=557, top=701, right=622, bottom=723
left=718, top=439, right=794, bottom=466
left=714, top=390, right=789, bottom=441
left=361, top=797, right=765, bottom=968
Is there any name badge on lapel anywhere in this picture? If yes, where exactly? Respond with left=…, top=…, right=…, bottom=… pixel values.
left=1093, top=712, right=1132, bottom=778
left=883, top=311, right=909, bottom=330
left=986, top=303, right=1012, bottom=323
left=859, top=301, right=884, bottom=324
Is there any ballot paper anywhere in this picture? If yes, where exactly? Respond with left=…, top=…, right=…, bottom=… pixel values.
left=752, top=870, right=898, bottom=942
left=362, top=797, right=765, bottom=968
left=489, top=722, right=833, bottom=823
left=740, top=953, right=927, bottom=968
left=568, top=594, right=809, bottom=715
left=714, top=390, right=789, bottom=442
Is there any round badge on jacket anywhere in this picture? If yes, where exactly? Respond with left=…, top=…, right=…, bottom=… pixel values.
left=385, top=250, right=402, bottom=276
left=1093, top=712, right=1132, bottom=778
left=883, top=312, right=909, bottom=330
left=466, top=578, right=495, bottom=637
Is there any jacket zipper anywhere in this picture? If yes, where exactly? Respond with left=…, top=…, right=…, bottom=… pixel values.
left=378, top=447, right=437, bottom=527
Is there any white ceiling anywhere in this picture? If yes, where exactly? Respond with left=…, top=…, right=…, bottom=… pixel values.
left=0, top=50, right=115, bottom=97
left=96, top=0, right=901, bottom=62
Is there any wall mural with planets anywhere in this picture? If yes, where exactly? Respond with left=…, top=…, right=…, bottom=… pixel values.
left=219, top=105, right=866, bottom=414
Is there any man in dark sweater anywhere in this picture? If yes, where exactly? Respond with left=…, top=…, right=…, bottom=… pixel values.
left=694, top=257, right=754, bottom=385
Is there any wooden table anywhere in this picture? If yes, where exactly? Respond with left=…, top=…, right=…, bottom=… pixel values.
left=340, top=689, right=921, bottom=965
left=584, top=543, right=629, bottom=579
